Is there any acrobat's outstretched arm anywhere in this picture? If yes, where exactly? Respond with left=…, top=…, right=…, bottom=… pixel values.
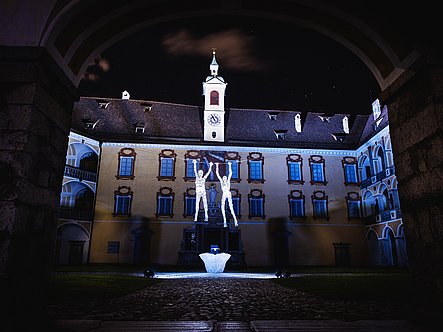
left=227, top=162, right=233, bottom=182
left=193, top=159, right=198, bottom=177
left=215, top=163, right=222, bottom=182
left=203, top=162, right=213, bottom=179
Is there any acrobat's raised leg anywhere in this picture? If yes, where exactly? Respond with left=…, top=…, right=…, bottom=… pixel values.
left=194, top=194, right=201, bottom=221
left=228, top=198, right=238, bottom=226
left=202, top=194, right=209, bottom=221
left=221, top=197, right=227, bottom=227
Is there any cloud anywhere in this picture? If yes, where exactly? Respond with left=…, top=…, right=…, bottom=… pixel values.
left=162, top=29, right=267, bottom=71
left=82, top=55, right=110, bottom=81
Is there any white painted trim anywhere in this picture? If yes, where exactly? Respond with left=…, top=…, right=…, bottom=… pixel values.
left=69, top=131, right=100, bottom=147
left=102, top=142, right=358, bottom=157
left=92, top=219, right=364, bottom=227
left=356, top=125, right=390, bottom=154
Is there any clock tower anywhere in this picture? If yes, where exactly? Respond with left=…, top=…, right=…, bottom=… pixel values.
left=202, top=49, right=227, bottom=142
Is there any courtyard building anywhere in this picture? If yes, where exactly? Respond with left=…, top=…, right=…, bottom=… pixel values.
left=55, top=54, right=406, bottom=268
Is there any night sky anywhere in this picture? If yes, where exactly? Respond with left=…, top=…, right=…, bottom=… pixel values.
left=79, top=15, right=380, bottom=115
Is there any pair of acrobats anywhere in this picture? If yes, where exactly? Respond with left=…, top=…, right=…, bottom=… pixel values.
left=192, top=159, right=238, bottom=227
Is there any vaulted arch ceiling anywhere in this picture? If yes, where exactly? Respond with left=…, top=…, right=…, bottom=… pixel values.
left=1, top=0, right=433, bottom=90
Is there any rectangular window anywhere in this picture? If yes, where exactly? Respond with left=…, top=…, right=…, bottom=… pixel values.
left=115, top=195, right=131, bottom=215
left=160, top=158, right=174, bottom=177
left=119, top=156, right=134, bottom=176
left=344, top=164, right=357, bottom=183
left=348, top=200, right=361, bottom=219
left=185, top=196, right=196, bottom=216
left=313, top=200, right=328, bottom=218
left=249, top=198, right=263, bottom=217
left=288, top=162, right=302, bottom=181
left=186, top=159, right=197, bottom=178
left=312, top=163, right=324, bottom=182
left=157, top=196, right=173, bottom=216
left=231, top=197, right=240, bottom=215
left=249, top=161, right=263, bottom=180
left=230, top=160, right=239, bottom=180
left=290, top=199, right=304, bottom=218
left=107, top=241, right=120, bottom=254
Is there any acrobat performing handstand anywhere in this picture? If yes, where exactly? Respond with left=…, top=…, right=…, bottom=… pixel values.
left=193, top=159, right=213, bottom=222
left=215, top=162, right=238, bottom=227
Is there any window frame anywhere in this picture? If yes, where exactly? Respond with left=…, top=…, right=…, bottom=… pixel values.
left=107, top=241, right=120, bottom=254
left=116, top=148, right=136, bottom=180
left=248, top=189, right=265, bottom=219
left=309, top=155, right=327, bottom=185
left=157, top=149, right=177, bottom=181
left=346, top=191, right=362, bottom=220
left=287, top=154, right=304, bottom=184
left=228, top=188, right=242, bottom=219
left=183, top=150, right=201, bottom=181
left=247, top=152, right=265, bottom=184
left=183, top=188, right=196, bottom=218
left=210, top=90, right=219, bottom=105
left=312, top=190, right=329, bottom=220
left=113, top=186, right=133, bottom=217
left=155, top=187, right=175, bottom=218
left=225, top=151, right=241, bottom=183
left=288, top=190, right=306, bottom=220
left=342, top=156, right=359, bottom=186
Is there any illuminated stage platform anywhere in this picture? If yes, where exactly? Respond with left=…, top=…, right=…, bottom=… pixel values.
left=150, top=272, right=276, bottom=279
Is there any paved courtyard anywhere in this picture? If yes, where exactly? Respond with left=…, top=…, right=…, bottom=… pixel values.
left=50, top=274, right=415, bottom=322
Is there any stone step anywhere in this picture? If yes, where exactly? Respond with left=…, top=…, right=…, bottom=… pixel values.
left=216, top=321, right=251, bottom=331
left=97, top=320, right=215, bottom=331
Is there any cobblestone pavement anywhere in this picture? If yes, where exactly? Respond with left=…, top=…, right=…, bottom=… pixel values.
left=49, top=277, right=415, bottom=322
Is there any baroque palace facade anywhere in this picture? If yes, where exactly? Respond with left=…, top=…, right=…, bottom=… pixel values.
left=54, top=53, right=407, bottom=268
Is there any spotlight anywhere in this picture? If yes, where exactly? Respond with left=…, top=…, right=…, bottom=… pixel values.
left=143, top=268, right=155, bottom=278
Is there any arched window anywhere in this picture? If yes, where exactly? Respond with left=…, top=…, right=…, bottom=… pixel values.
left=363, top=191, right=377, bottom=216
left=359, top=155, right=371, bottom=180
left=375, top=146, right=386, bottom=173
left=210, top=90, right=219, bottom=105
left=381, top=187, right=390, bottom=211
left=79, top=151, right=98, bottom=172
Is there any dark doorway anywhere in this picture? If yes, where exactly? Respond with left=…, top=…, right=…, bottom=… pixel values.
left=79, top=151, right=98, bottom=172
left=132, top=224, right=153, bottom=265
left=75, top=187, right=94, bottom=211
left=203, top=228, right=224, bottom=253
left=388, top=230, right=399, bottom=266
left=68, top=241, right=85, bottom=264
left=333, top=242, right=351, bottom=266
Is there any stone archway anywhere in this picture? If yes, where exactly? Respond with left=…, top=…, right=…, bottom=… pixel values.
left=1, top=0, right=442, bottom=327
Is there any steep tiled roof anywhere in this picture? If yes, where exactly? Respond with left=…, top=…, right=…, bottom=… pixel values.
left=72, top=96, right=380, bottom=150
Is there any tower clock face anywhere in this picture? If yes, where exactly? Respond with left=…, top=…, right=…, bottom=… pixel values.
left=207, top=113, right=221, bottom=126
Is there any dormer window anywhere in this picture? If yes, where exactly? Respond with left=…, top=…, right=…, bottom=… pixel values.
left=331, top=133, right=347, bottom=142
left=82, top=118, right=99, bottom=130
left=343, top=116, right=349, bottom=133
left=318, top=115, right=332, bottom=122
left=135, top=126, right=145, bottom=134
left=122, top=90, right=130, bottom=99
left=268, top=112, right=279, bottom=120
left=295, top=113, right=302, bottom=132
left=274, top=130, right=287, bottom=140
left=210, top=90, right=219, bottom=105
left=97, top=101, right=110, bottom=109
left=372, top=99, right=381, bottom=120
left=134, top=122, right=145, bottom=134
left=140, top=102, right=152, bottom=112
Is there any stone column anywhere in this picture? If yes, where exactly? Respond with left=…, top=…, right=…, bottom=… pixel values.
left=0, top=47, right=78, bottom=329
left=382, top=53, right=443, bottom=308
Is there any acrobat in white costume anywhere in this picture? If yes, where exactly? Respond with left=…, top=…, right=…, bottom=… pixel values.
left=193, top=159, right=213, bottom=221
left=215, top=162, right=238, bottom=227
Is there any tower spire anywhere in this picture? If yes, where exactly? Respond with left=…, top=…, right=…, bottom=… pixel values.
left=210, top=48, right=219, bottom=76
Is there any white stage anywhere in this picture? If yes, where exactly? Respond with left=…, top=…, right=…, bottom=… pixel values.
left=150, top=272, right=277, bottom=279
